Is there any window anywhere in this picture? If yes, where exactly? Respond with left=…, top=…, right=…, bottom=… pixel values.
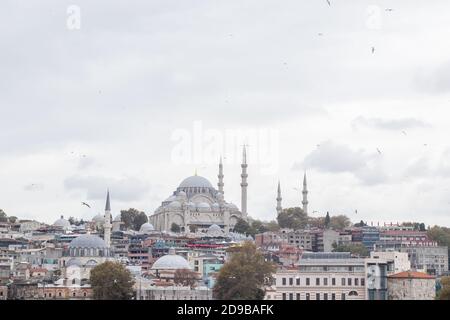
left=324, top=293, right=328, bottom=300
left=306, top=293, right=310, bottom=300
left=341, top=278, right=345, bottom=286
left=324, top=278, right=328, bottom=286
left=306, top=278, right=310, bottom=286
left=316, top=293, right=320, bottom=300
left=355, top=278, right=359, bottom=286
left=73, top=292, right=76, bottom=297
left=316, top=278, right=320, bottom=286
left=341, top=293, right=345, bottom=300
left=49, top=293, right=52, bottom=297
left=348, top=278, right=352, bottom=286
left=289, top=278, right=293, bottom=286
left=296, top=293, right=300, bottom=300
left=289, top=293, right=293, bottom=300
left=58, top=292, right=62, bottom=297
left=282, top=293, right=286, bottom=300
left=296, top=278, right=300, bottom=285
left=332, top=278, right=336, bottom=286
left=361, top=278, right=365, bottom=286
left=83, top=292, right=87, bottom=297
left=282, top=278, right=286, bottom=286
left=332, top=293, right=336, bottom=300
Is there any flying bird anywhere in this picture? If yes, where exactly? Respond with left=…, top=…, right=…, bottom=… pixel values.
left=326, top=0, right=331, bottom=6
left=385, top=8, right=394, bottom=12
left=318, top=33, right=323, bottom=36
left=81, top=202, right=91, bottom=208
left=372, top=47, right=376, bottom=54
left=402, top=130, right=407, bottom=135
left=377, top=148, right=382, bottom=154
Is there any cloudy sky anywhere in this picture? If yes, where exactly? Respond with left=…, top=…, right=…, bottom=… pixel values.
left=1, top=0, right=450, bottom=226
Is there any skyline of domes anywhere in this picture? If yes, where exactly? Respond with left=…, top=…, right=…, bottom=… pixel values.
left=178, top=175, right=214, bottom=189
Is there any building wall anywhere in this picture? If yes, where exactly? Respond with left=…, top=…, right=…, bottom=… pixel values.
left=0, top=285, right=7, bottom=300
left=387, top=278, right=435, bottom=300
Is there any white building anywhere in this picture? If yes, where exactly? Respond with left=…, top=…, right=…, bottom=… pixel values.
left=370, top=251, right=411, bottom=274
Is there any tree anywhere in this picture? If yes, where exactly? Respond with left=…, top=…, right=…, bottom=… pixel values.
left=120, top=208, right=147, bottom=231
left=0, top=209, right=7, bottom=223
left=277, top=207, right=308, bottom=230
left=438, top=276, right=450, bottom=300
left=174, top=268, right=198, bottom=288
left=330, top=215, right=351, bottom=231
left=7, top=216, right=17, bottom=224
left=332, top=242, right=369, bottom=257
left=354, top=220, right=367, bottom=227
left=171, top=223, right=181, bottom=233
left=90, top=261, right=135, bottom=300
left=265, top=220, right=280, bottom=232
left=213, top=241, right=276, bottom=300
left=324, top=212, right=331, bottom=228
left=233, top=218, right=251, bottom=234
left=189, top=225, right=198, bottom=233
left=133, top=212, right=148, bottom=231
left=308, top=216, right=325, bottom=228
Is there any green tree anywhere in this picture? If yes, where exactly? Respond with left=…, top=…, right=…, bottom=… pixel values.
left=7, top=216, right=17, bottom=224
left=233, top=218, right=251, bottom=234
left=332, top=242, right=369, bottom=257
left=213, top=242, right=276, bottom=300
left=324, top=212, right=331, bottom=228
left=354, top=220, right=367, bottom=227
left=0, top=209, right=7, bottom=223
left=189, top=225, right=198, bottom=233
left=330, top=215, right=351, bottom=230
left=90, top=261, right=135, bottom=300
left=277, top=207, right=308, bottom=230
left=171, top=222, right=181, bottom=233
left=438, top=276, right=450, bottom=300
left=133, top=212, right=148, bottom=231
left=265, top=220, right=280, bottom=232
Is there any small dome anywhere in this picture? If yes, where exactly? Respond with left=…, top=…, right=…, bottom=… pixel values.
left=69, top=234, right=107, bottom=249
left=179, top=175, right=213, bottom=189
left=168, top=200, right=182, bottom=208
left=187, top=202, right=196, bottom=210
left=53, top=215, right=70, bottom=228
left=227, top=203, right=239, bottom=210
left=151, top=248, right=191, bottom=270
left=92, top=214, right=105, bottom=223
left=164, top=195, right=177, bottom=202
left=211, top=203, right=220, bottom=211
left=113, top=214, right=121, bottom=222
left=208, top=224, right=221, bottom=232
left=140, top=222, right=155, bottom=233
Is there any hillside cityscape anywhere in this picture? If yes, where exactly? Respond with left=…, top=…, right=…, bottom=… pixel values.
left=1, top=149, right=449, bottom=300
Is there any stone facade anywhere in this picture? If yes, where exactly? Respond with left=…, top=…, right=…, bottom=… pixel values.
left=387, top=271, right=436, bottom=300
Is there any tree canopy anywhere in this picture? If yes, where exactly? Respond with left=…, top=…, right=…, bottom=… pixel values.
left=277, top=207, right=308, bottom=230
left=171, top=222, right=181, bottom=233
left=213, top=241, right=276, bottom=300
left=120, top=208, right=148, bottom=231
left=332, top=242, right=369, bottom=257
left=438, top=276, right=450, bottom=300
left=0, top=209, right=7, bottom=223
left=90, top=261, right=135, bottom=300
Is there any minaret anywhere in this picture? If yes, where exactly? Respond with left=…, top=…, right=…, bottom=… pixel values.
left=302, top=172, right=308, bottom=214
left=276, top=181, right=282, bottom=215
left=218, top=156, right=224, bottom=195
left=240, top=145, right=248, bottom=217
left=104, top=190, right=112, bottom=248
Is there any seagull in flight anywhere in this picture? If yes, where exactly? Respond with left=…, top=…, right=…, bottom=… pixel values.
left=372, top=47, right=376, bottom=54
left=385, top=8, right=394, bottom=12
left=402, top=130, right=407, bottom=135
left=377, top=148, right=382, bottom=154
left=81, top=202, right=91, bottom=208
left=326, top=0, right=331, bottom=6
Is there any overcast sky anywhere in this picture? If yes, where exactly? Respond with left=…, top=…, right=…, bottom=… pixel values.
left=1, top=0, right=450, bottom=226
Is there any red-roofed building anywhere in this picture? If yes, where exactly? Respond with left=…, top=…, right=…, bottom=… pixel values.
left=387, top=271, right=436, bottom=300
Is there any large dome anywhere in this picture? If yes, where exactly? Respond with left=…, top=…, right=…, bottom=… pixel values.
left=178, top=175, right=213, bottom=189
left=151, top=248, right=191, bottom=270
left=69, top=234, right=107, bottom=249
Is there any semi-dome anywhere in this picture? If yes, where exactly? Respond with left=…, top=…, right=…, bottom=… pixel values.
left=151, top=248, right=191, bottom=270
left=178, top=175, right=213, bottom=189
left=53, top=215, right=70, bottom=228
left=92, top=214, right=105, bottom=223
left=69, top=234, right=107, bottom=249
left=164, top=195, right=177, bottom=202
left=140, top=222, right=155, bottom=233
left=168, top=200, right=182, bottom=208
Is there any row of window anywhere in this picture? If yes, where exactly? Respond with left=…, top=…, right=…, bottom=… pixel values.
left=281, top=277, right=365, bottom=287
left=43, top=292, right=88, bottom=298
left=281, top=292, right=355, bottom=300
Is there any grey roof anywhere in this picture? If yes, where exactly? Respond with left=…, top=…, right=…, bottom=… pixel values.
left=178, top=175, right=213, bottom=189
left=69, top=234, right=107, bottom=248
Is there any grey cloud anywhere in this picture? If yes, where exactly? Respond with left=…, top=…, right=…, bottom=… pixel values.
left=296, top=141, right=387, bottom=185
left=352, top=116, right=430, bottom=131
left=64, top=175, right=150, bottom=202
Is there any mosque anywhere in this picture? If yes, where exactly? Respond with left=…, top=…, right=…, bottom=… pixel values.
left=149, top=147, right=250, bottom=233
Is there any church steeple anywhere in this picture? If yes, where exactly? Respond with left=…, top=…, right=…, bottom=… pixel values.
left=302, top=172, right=308, bottom=214
left=240, top=145, right=248, bottom=217
left=218, top=156, right=224, bottom=195
left=276, top=181, right=282, bottom=215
